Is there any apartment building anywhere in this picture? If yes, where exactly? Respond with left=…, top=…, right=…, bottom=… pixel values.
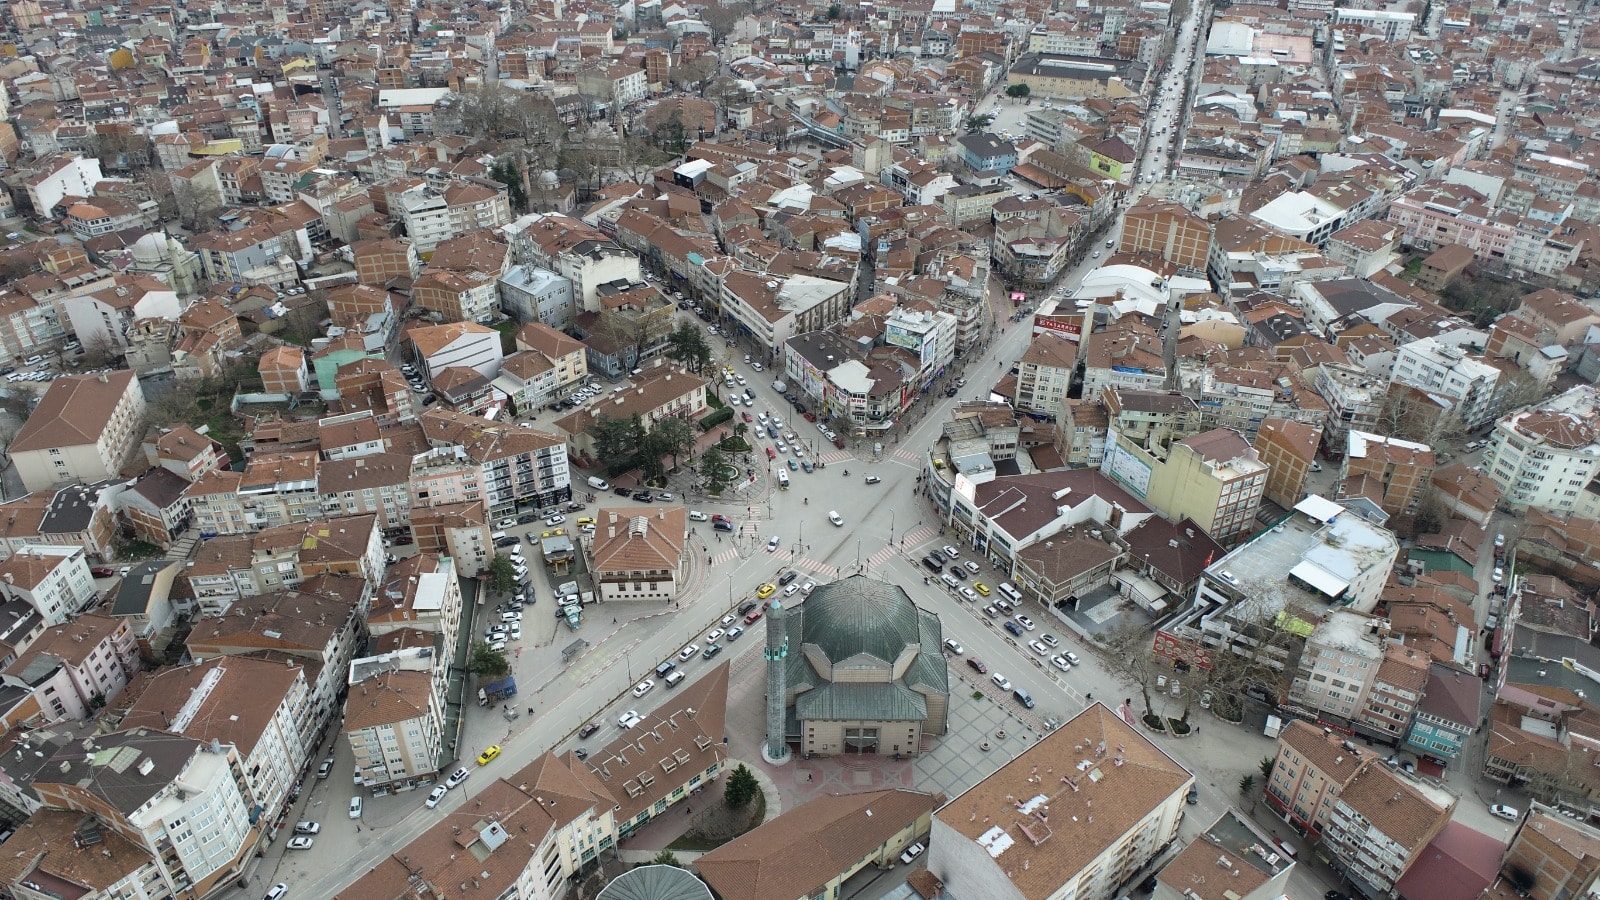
left=885, top=305, right=959, bottom=392
left=511, top=213, right=643, bottom=310
left=1321, top=757, right=1455, bottom=897
left=1314, top=362, right=1386, bottom=454
left=31, top=730, right=258, bottom=897
left=1482, top=385, right=1600, bottom=514
left=122, top=656, right=312, bottom=826
left=351, top=236, right=421, bottom=286
left=1265, top=720, right=1372, bottom=835
left=1119, top=200, right=1212, bottom=274
left=366, top=553, right=463, bottom=652
left=10, top=371, right=147, bottom=493
left=1104, top=428, right=1268, bottom=547
left=412, top=268, right=500, bottom=324
left=1390, top=337, right=1501, bottom=431
left=928, top=703, right=1192, bottom=900
left=1, top=613, right=139, bottom=721
left=344, top=649, right=445, bottom=790
left=497, top=266, right=577, bottom=328
left=418, top=409, right=573, bottom=518
left=1253, top=417, right=1321, bottom=510
left=589, top=507, right=687, bottom=603
left=397, top=181, right=511, bottom=253
left=318, top=452, right=413, bottom=529
left=1014, top=332, right=1078, bottom=418
left=0, top=545, right=97, bottom=625
left=1500, top=803, right=1600, bottom=900
left=1153, top=810, right=1296, bottom=900
left=1287, top=608, right=1386, bottom=722
left=1340, top=431, right=1436, bottom=517
left=1102, top=389, right=1202, bottom=457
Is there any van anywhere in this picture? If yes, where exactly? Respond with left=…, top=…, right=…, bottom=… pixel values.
left=777, top=470, right=790, bottom=489
left=1013, top=687, right=1036, bottom=709
left=997, top=583, right=1022, bottom=604
left=664, top=670, right=686, bottom=687
left=490, top=531, right=508, bottom=543
left=655, top=661, right=677, bottom=678
left=587, top=476, right=610, bottom=491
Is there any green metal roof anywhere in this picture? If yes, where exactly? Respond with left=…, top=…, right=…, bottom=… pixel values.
left=797, top=575, right=925, bottom=666
left=795, top=681, right=929, bottom=722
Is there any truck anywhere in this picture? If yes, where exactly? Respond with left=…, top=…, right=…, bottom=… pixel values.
left=1263, top=715, right=1283, bottom=739
left=561, top=604, right=582, bottom=630
left=556, top=580, right=579, bottom=597
left=477, top=676, right=518, bottom=706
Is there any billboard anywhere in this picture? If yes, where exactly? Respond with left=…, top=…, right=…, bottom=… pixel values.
left=885, top=323, right=924, bottom=354
left=1103, top=444, right=1153, bottom=496
left=1034, top=315, right=1082, bottom=342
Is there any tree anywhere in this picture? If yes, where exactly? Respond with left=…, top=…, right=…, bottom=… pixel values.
left=666, top=321, right=712, bottom=374
left=1492, top=369, right=1545, bottom=420
left=1181, top=582, right=1303, bottom=722
left=964, top=113, right=995, bottom=133
left=652, top=416, right=697, bottom=470
left=487, top=553, right=518, bottom=594
left=700, top=0, right=752, bottom=40
left=1238, top=774, right=1256, bottom=796
left=1098, top=624, right=1163, bottom=719
left=1258, top=756, right=1276, bottom=779
left=171, top=178, right=224, bottom=230
left=590, top=414, right=642, bottom=470
left=1005, top=83, right=1031, bottom=98
left=648, top=111, right=690, bottom=156
left=1374, top=385, right=1468, bottom=447
left=491, top=158, right=528, bottom=214
left=468, top=641, right=511, bottom=678
left=827, top=3, right=841, bottom=17
left=724, top=763, right=759, bottom=808
left=668, top=56, right=718, bottom=93
left=438, top=82, right=521, bottom=139
left=701, top=445, right=731, bottom=494
left=650, top=850, right=684, bottom=868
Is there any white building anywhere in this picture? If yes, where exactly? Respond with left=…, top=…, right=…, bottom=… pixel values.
left=885, top=305, right=958, bottom=391
left=1389, top=337, right=1501, bottom=430
left=1287, top=608, right=1387, bottom=720
left=1482, top=385, right=1600, bottom=513
left=1332, top=8, right=1415, bottom=41
left=1248, top=191, right=1349, bottom=247
left=409, top=320, right=505, bottom=380
left=0, top=545, right=98, bottom=625
left=344, top=648, right=446, bottom=789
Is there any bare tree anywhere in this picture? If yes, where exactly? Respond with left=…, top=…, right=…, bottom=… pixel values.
left=699, top=1, right=753, bottom=40
left=1098, top=624, right=1166, bottom=722
left=1374, top=386, right=1468, bottom=446
left=172, top=178, right=224, bottom=230
left=669, top=56, right=718, bottom=92
left=1491, top=368, right=1546, bottom=420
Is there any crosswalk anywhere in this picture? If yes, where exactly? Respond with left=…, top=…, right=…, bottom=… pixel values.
left=890, top=448, right=922, bottom=464
left=898, top=525, right=937, bottom=547
left=709, top=548, right=740, bottom=567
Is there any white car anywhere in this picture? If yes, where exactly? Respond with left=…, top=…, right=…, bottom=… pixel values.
left=1492, top=567, right=1504, bottom=583
left=678, top=643, right=700, bottom=661
left=801, top=580, right=815, bottom=594
left=425, top=785, right=447, bottom=808
left=1050, top=654, right=1072, bottom=672
left=1489, top=804, right=1520, bottom=821
left=767, top=536, right=780, bottom=552
left=1016, top=615, right=1036, bottom=631
left=445, top=766, right=470, bottom=788
left=618, top=710, right=643, bottom=729
left=900, top=841, right=926, bottom=864
left=1028, top=640, right=1049, bottom=656
left=944, top=639, right=964, bottom=654
left=942, top=545, right=960, bottom=559
left=348, top=797, right=363, bottom=818
left=1063, top=651, right=1080, bottom=666
left=959, top=587, right=977, bottom=601
left=706, top=628, right=726, bottom=642
left=688, top=511, right=709, bottom=521
left=721, top=613, right=737, bottom=627
left=631, top=679, right=656, bottom=697
left=991, top=673, right=1012, bottom=691
left=545, top=515, right=566, bottom=526
left=288, top=836, right=315, bottom=850
left=829, top=511, right=844, bottom=526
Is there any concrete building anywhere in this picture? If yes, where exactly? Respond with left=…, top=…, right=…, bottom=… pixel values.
left=1173, top=496, right=1399, bottom=674
left=1014, top=332, right=1078, bottom=419
left=1, top=613, right=139, bottom=722
left=928, top=703, right=1192, bottom=900
left=1314, top=362, right=1386, bottom=455
left=408, top=320, right=504, bottom=381
left=588, top=507, right=687, bottom=603
left=344, top=648, right=445, bottom=790
left=771, top=574, right=950, bottom=756
left=9, top=371, right=147, bottom=493
left=694, top=790, right=938, bottom=900
left=1102, top=428, right=1268, bottom=547
left=418, top=409, right=573, bottom=519
left=30, top=730, right=259, bottom=898
left=1499, top=802, right=1600, bottom=900
left=1253, top=417, right=1321, bottom=510
left=1287, top=608, right=1388, bottom=722
left=1340, top=431, right=1436, bottom=517
left=1321, top=752, right=1455, bottom=897
left=1153, top=810, right=1296, bottom=900
left=1389, top=337, right=1501, bottom=431
left=1119, top=200, right=1212, bottom=274
left=497, top=266, right=577, bottom=328
left=1482, top=385, right=1600, bottom=514
left=0, top=545, right=98, bottom=625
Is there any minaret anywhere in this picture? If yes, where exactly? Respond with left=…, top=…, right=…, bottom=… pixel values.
left=763, top=597, right=791, bottom=763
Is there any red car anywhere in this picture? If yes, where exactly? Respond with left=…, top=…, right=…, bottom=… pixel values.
left=90, top=566, right=115, bottom=578
left=744, top=610, right=763, bottom=624
left=578, top=721, right=601, bottom=739
left=741, top=412, right=753, bottom=422
left=765, top=446, right=777, bottom=460
left=967, top=657, right=988, bottom=674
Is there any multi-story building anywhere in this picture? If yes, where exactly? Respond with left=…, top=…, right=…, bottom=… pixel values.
left=351, top=236, right=422, bottom=286
left=1, top=612, right=139, bottom=721
left=1265, top=720, right=1375, bottom=836
left=1314, top=362, right=1385, bottom=455
left=928, top=703, right=1192, bottom=900
left=1321, top=756, right=1455, bottom=897
left=497, top=266, right=577, bottom=328
left=1119, top=200, right=1212, bottom=274
left=419, top=409, right=572, bottom=518
left=510, top=213, right=642, bottom=310
left=31, top=729, right=259, bottom=897
left=1014, top=332, right=1078, bottom=418
left=720, top=270, right=853, bottom=357
left=397, top=181, right=511, bottom=253
left=885, top=305, right=959, bottom=393
left=121, top=656, right=312, bottom=828
left=1172, top=496, right=1399, bottom=675
left=1153, top=810, right=1296, bottom=900
left=1403, top=659, right=1479, bottom=764
left=1386, top=186, right=1583, bottom=279
left=1340, top=431, right=1435, bottom=517
left=1102, top=389, right=1203, bottom=458
left=1390, top=337, right=1501, bottom=431
left=412, top=268, right=500, bottom=324
left=589, top=507, right=687, bottom=603
left=1500, top=803, right=1600, bottom=900
left=9, top=371, right=147, bottom=493
left=555, top=365, right=710, bottom=458
left=1103, top=428, right=1268, bottom=547
left=344, top=649, right=445, bottom=790
left=0, top=545, right=97, bottom=624
left=366, top=553, right=462, bottom=652
left=1253, top=417, right=1321, bottom=510
left=318, top=452, right=413, bottom=529
left=1287, top=608, right=1387, bottom=722
left=1482, top=385, right=1600, bottom=514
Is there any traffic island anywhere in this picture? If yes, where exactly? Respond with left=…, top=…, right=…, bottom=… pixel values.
left=1142, top=713, right=1166, bottom=733
left=1166, top=718, right=1191, bottom=738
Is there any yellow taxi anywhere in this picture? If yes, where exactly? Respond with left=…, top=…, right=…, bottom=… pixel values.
left=973, top=582, right=991, bottom=596
left=756, top=583, right=777, bottom=599
left=576, top=517, right=596, bottom=527
left=476, top=745, right=502, bottom=766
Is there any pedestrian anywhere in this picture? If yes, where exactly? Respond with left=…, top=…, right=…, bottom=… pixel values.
left=612, top=617, right=617, bottom=624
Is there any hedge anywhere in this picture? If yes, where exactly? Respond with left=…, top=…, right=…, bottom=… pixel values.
left=699, top=407, right=734, bottom=431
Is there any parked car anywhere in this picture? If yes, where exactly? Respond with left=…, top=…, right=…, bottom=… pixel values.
left=967, top=657, right=987, bottom=673
left=426, top=785, right=447, bottom=808
left=293, top=821, right=320, bottom=835
left=578, top=721, right=601, bottom=739
left=900, top=841, right=926, bottom=864
left=445, top=767, right=470, bottom=789
left=348, top=797, right=363, bottom=818
left=1489, top=804, right=1520, bottom=821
